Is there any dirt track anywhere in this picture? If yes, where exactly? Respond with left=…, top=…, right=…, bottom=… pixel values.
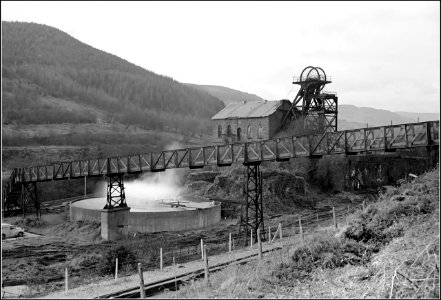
left=0, top=211, right=243, bottom=295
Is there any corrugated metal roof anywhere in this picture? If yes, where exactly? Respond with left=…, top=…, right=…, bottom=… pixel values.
left=211, top=100, right=288, bottom=119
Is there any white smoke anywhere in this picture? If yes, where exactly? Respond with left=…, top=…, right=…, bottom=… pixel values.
left=96, top=142, right=190, bottom=208
left=124, top=169, right=186, bottom=207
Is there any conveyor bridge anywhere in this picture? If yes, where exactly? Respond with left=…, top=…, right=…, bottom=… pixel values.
left=2, top=120, right=439, bottom=236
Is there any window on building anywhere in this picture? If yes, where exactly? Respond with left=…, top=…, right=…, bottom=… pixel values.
left=258, top=124, right=263, bottom=139
left=237, top=128, right=241, bottom=141
left=247, top=124, right=252, bottom=138
left=227, top=125, right=232, bottom=137
left=218, top=125, right=222, bottom=138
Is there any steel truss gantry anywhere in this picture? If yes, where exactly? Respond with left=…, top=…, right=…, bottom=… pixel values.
left=2, top=120, right=439, bottom=218
left=104, top=173, right=127, bottom=209
left=240, top=163, right=264, bottom=245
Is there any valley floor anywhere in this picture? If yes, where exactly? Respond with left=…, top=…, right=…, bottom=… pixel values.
left=1, top=190, right=366, bottom=298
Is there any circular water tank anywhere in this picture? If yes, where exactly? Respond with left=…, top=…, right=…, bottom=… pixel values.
left=70, top=195, right=221, bottom=233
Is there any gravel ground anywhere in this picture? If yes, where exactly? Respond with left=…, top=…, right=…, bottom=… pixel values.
left=39, top=238, right=295, bottom=299
left=2, top=231, right=42, bottom=242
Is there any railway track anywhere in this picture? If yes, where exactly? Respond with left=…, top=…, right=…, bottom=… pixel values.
left=95, top=246, right=283, bottom=298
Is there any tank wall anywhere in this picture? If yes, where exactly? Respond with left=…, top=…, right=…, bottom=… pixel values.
left=70, top=201, right=101, bottom=222
left=128, top=204, right=221, bottom=233
left=69, top=198, right=222, bottom=232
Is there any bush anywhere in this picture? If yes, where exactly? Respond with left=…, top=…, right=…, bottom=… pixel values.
left=96, top=245, right=137, bottom=275
left=312, top=155, right=347, bottom=192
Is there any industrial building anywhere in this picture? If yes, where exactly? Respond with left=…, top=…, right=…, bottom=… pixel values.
left=211, top=66, right=338, bottom=144
left=211, top=99, right=292, bottom=144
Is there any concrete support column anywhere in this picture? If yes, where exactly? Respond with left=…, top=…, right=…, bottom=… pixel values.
left=101, top=206, right=131, bottom=240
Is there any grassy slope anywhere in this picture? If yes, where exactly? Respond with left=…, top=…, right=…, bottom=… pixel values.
left=394, top=111, right=440, bottom=122
left=1, top=122, right=212, bottom=202
left=338, top=105, right=414, bottom=127
left=2, top=123, right=212, bottom=170
left=175, top=166, right=440, bottom=298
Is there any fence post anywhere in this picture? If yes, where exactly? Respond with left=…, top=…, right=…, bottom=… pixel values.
left=299, top=217, right=304, bottom=245
left=250, top=229, right=253, bottom=249
left=233, top=238, right=235, bottom=250
left=65, top=267, right=69, bottom=293
left=160, top=248, right=163, bottom=270
left=138, top=263, right=146, bottom=298
left=115, top=257, right=118, bottom=281
left=203, top=245, right=209, bottom=283
left=268, top=226, right=271, bottom=243
left=229, top=233, right=232, bottom=253
left=201, top=239, right=204, bottom=260
left=333, top=207, right=337, bottom=229
left=279, top=223, right=282, bottom=240
left=362, top=200, right=366, bottom=211
left=257, top=228, right=262, bottom=260
left=173, top=256, right=175, bottom=266
left=271, top=224, right=280, bottom=243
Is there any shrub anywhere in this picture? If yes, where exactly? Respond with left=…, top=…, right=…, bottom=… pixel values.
left=312, top=155, right=347, bottom=192
left=96, top=245, right=137, bottom=275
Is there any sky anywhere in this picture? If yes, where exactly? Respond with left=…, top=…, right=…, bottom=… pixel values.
left=2, top=1, right=440, bottom=113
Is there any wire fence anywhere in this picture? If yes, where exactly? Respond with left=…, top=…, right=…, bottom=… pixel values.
left=148, top=199, right=370, bottom=270
left=6, top=199, right=372, bottom=296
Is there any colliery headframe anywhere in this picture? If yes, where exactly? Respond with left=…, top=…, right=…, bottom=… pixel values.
left=281, top=66, right=338, bottom=134
left=2, top=67, right=440, bottom=243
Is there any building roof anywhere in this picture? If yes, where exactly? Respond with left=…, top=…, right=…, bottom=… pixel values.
left=211, top=100, right=289, bottom=120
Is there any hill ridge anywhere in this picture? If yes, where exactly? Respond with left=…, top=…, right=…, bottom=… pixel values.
left=185, top=83, right=265, bottom=105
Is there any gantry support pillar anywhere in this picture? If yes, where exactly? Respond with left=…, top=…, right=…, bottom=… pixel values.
left=240, top=163, right=264, bottom=245
left=101, top=173, right=130, bottom=241
left=21, top=182, right=40, bottom=219
left=104, top=173, right=128, bottom=209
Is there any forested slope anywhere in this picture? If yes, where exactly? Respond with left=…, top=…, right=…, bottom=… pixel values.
left=2, top=21, right=224, bottom=134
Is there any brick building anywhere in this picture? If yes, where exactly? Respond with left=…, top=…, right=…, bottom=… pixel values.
left=211, top=100, right=292, bottom=144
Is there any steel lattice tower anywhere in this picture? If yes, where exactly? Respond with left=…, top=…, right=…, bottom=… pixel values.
left=240, top=163, right=264, bottom=245
left=281, top=66, right=338, bottom=135
left=104, top=174, right=128, bottom=209
left=21, top=182, right=40, bottom=218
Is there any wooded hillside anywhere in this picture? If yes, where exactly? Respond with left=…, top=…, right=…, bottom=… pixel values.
left=1, top=21, right=224, bottom=134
